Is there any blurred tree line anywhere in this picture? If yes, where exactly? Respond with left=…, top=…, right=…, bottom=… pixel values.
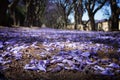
left=0, top=0, right=120, bottom=31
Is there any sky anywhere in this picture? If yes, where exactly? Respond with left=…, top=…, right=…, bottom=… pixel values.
left=69, top=10, right=108, bottom=23
left=82, top=10, right=111, bottom=21
left=69, top=6, right=111, bottom=23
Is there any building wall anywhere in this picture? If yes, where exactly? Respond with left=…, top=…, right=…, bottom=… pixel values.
left=67, top=23, right=91, bottom=31
left=86, top=22, right=92, bottom=31
left=67, top=24, right=84, bottom=30
left=67, top=24, right=74, bottom=30
left=67, top=20, right=120, bottom=31
left=98, top=21, right=109, bottom=31
left=97, top=21, right=120, bottom=31
left=77, top=24, right=84, bottom=31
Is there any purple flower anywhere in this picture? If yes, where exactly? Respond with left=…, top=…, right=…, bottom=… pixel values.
left=24, top=64, right=38, bottom=70
left=81, top=52, right=90, bottom=57
left=0, top=41, right=3, bottom=49
left=107, top=63, right=120, bottom=68
left=100, top=68, right=114, bottom=76
left=37, top=60, right=46, bottom=72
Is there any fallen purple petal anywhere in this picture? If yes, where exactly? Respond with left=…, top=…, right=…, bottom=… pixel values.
left=37, top=60, right=46, bottom=72
left=0, top=27, right=119, bottom=77
left=107, top=63, right=120, bottom=68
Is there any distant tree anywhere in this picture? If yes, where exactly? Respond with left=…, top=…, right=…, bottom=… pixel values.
left=14, top=5, right=26, bottom=26
left=0, top=0, right=47, bottom=27
left=110, top=0, right=120, bottom=31
left=84, top=0, right=107, bottom=31
left=0, top=0, right=9, bottom=26
left=0, top=0, right=24, bottom=27
left=8, top=0, right=20, bottom=26
left=24, top=0, right=47, bottom=27
left=44, top=1, right=61, bottom=28
left=73, top=0, right=84, bottom=29
left=55, top=0, right=75, bottom=29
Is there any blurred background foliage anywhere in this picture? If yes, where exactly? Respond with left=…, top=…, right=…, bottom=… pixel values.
left=0, top=0, right=120, bottom=31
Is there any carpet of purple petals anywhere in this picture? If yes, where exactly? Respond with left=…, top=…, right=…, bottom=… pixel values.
left=0, top=27, right=120, bottom=80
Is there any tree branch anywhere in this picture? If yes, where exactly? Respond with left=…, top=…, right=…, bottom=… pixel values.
left=91, top=0, right=96, bottom=11
left=93, top=0, right=107, bottom=14
left=8, top=0, right=20, bottom=10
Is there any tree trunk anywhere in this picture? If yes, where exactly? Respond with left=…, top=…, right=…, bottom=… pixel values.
left=85, top=0, right=107, bottom=31
left=88, top=13, right=96, bottom=31
left=24, top=0, right=34, bottom=27
left=24, top=0, right=45, bottom=27
left=0, top=0, right=9, bottom=26
left=110, top=0, right=119, bottom=31
left=8, top=0, right=20, bottom=26
left=110, top=14, right=119, bottom=31
left=64, top=17, right=68, bottom=29
left=74, top=0, right=83, bottom=30
left=63, top=12, right=68, bottom=29
left=74, top=11, right=79, bottom=30
left=74, top=4, right=78, bottom=30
